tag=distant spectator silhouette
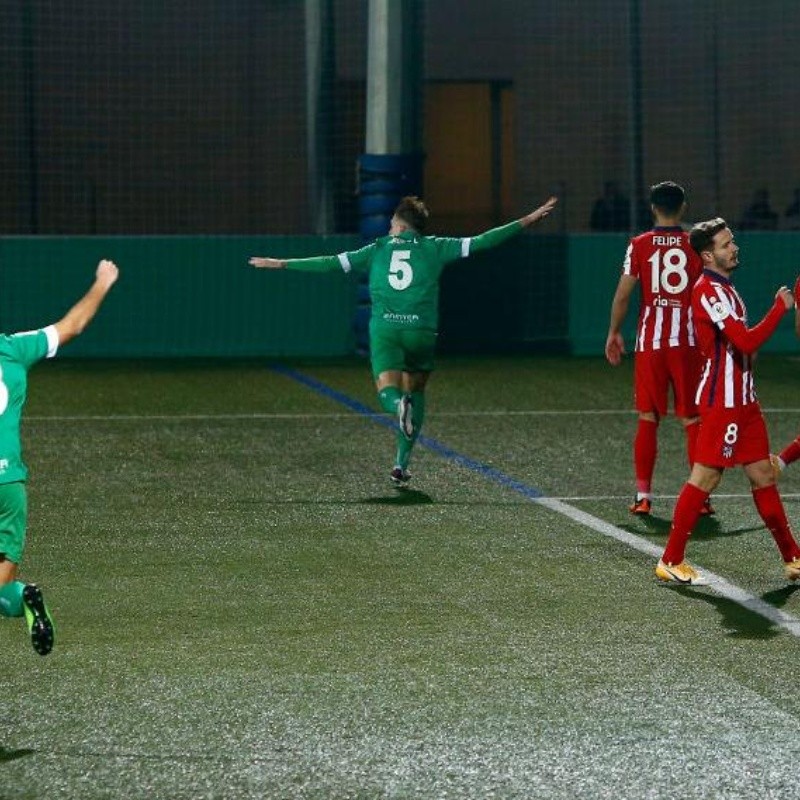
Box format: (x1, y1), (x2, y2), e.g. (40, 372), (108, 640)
(739, 188), (778, 230)
(784, 187), (800, 230)
(590, 181), (630, 231)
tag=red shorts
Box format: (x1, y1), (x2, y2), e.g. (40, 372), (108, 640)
(633, 347), (700, 417)
(694, 402), (770, 468)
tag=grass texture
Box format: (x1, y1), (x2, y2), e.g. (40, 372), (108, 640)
(3, 355), (800, 799)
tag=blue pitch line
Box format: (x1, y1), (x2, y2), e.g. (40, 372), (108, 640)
(270, 364), (545, 500)
(271, 365), (800, 637)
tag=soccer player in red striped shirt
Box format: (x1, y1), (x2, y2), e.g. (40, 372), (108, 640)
(656, 218), (800, 584)
(606, 181), (710, 516)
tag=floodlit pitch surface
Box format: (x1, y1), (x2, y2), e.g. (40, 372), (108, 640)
(3, 356), (800, 799)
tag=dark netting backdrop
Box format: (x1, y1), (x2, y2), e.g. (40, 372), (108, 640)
(1, 1), (799, 235)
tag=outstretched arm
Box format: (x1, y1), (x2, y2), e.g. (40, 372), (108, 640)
(605, 274), (638, 365)
(249, 246), (375, 274)
(53, 259), (119, 347)
(249, 254), (342, 272)
(468, 196), (558, 253)
(519, 196), (559, 229)
(249, 257), (287, 269)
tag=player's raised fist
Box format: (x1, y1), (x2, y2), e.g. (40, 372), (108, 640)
(777, 285), (794, 309)
(96, 259), (119, 288)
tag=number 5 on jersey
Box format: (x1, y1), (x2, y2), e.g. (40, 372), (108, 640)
(389, 250), (413, 291)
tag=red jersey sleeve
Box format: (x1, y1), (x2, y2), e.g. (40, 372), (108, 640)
(696, 288), (786, 355)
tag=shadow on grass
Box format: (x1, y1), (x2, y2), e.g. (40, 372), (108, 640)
(622, 514), (763, 542)
(619, 515), (671, 537)
(761, 584), (800, 607)
(666, 584), (799, 640)
(359, 490), (434, 506)
(0, 746), (36, 763)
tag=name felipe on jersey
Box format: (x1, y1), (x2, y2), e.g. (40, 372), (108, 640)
(651, 235), (684, 246)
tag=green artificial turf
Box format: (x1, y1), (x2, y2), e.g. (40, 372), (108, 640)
(3, 355), (800, 799)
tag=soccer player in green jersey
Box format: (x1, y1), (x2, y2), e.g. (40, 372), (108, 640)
(249, 195), (557, 486)
(0, 258), (119, 655)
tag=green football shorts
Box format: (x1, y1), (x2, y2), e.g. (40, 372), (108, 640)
(0, 482), (28, 564)
(369, 325), (438, 378)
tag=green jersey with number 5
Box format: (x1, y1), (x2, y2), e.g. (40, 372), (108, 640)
(340, 231), (466, 330)
(285, 218), (525, 331)
(0, 328), (58, 485)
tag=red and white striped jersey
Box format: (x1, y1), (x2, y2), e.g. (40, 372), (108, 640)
(692, 270), (786, 410)
(622, 227), (703, 352)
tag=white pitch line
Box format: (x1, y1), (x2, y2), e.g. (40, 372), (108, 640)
(22, 401), (800, 632)
(22, 410), (636, 421)
(535, 496), (800, 638)
(21, 406), (800, 422)
(554, 493), (800, 501)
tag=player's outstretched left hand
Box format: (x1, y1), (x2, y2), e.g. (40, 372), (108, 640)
(522, 196), (558, 227)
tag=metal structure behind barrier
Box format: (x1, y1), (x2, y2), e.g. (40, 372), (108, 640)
(354, 152), (424, 351)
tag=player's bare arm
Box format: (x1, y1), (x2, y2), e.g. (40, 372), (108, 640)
(249, 257), (287, 269)
(54, 259), (119, 346)
(520, 196), (558, 228)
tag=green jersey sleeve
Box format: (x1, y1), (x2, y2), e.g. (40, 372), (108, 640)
(7, 328), (55, 367)
(285, 255), (341, 273)
(286, 243), (376, 274)
(467, 219), (524, 253)
(431, 237), (468, 264)
(335, 243), (375, 274)
(432, 219), (524, 264)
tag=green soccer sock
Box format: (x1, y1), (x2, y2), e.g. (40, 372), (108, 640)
(395, 391), (426, 470)
(0, 580), (25, 618)
(377, 386), (403, 415)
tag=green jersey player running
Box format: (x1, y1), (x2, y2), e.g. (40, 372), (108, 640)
(0, 259), (119, 655)
(249, 195), (557, 486)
